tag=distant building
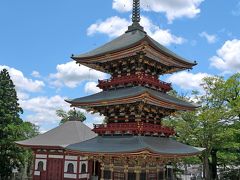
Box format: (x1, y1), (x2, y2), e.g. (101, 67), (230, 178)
(16, 121), (96, 180)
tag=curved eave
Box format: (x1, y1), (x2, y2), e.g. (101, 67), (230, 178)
(144, 36), (197, 67)
(66, 148), (203, 158)
(66, 136), (204, 157)
(16, 142), (64, 150)
(72, 35), (197, 73)
(71, 40), (145, 73)
(65, 91), (199, 111)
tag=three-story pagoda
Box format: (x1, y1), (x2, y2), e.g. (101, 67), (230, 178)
(66, 1), (203, 179)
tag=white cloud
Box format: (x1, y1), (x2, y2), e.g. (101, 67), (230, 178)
(84, 82), (102, 94)
(17, 92), (30, 100)
(87, 16), (129, 38)
(210, 39), (240, 73)
(112, 0), (204, 23)
(20, 94), (105, 129)
(199, 31), (217, 44)
(0, 65), (45, 94)
(50, 61), (106, 88)
(167, 71), (211, 91)
(31, 71), (41, 78)
(141, 16), (184, 45)
(112, 0), (132, 12)
(20, 95), (70, 125)
(20, 93), (104, 130)
(85, 113), (105, 128)
(87, 16), (184, 46)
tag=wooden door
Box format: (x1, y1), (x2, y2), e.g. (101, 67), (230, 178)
(39, 171), (47, 180)
(47, 158), (63, 180)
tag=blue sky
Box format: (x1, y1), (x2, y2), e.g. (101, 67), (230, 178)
(0, 0), (240, 132)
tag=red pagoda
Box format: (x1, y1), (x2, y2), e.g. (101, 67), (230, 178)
(65, 0), (204, 179)
(17, 0), (204, 179)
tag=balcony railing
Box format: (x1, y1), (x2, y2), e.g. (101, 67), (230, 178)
(97, 73), (172, 92)
(93, 122), (175, 137)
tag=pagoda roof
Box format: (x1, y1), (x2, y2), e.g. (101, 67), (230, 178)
(72, 29), (197, 73)
(66, 86), (199, 110)
(74, 30), (146, 59)
(16, 121), (97, 149)
(66, 136), (204, 156)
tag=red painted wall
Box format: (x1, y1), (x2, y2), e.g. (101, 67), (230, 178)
(33, 152), (93, 180)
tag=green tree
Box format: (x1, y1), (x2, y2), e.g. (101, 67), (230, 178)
(0, 69), (39, 179)
(56, 108), (86, 125)
(164, 73), (240, 180)
(0, 69), (23, 179)
(202, 73), (240, 179)
(18, 122), (39, 179)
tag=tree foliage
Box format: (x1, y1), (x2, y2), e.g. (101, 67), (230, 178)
(0, 69), (23, 178)
(56, 108), (86, 125)
(163, 73), (240, 180)
(0, 69), (39, 179)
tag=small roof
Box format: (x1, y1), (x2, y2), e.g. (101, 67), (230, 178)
(72, 29), (196, 66)
(16, 121), (97, 149)
(66, 136), (204, 156)
(66, 86), (198, 110)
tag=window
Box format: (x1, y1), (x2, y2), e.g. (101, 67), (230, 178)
(37, 161), (44, 171)
(104, 170), (111, 179)
(114, 172), (125, 180)
(67, 163), (74, 173)
(140, 172), (146, 180)
(128, 172), (136, 180)
(81, 163), (86, 173)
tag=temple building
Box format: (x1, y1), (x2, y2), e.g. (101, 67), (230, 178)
(66, 0), (204, 180)
(17, 0), (204, 179)
(16, 121), (97, 180)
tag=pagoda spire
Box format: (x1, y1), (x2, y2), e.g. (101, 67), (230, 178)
(126, 0), (145, 33)
(132, 0), (141, 23)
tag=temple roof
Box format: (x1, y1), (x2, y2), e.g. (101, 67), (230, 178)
(73, 30), (195, 63)
(66, 86), (198, 110)
(16, 121), (97, 149)
(74, 30), (146, 59)
(66, 136), (204, 156)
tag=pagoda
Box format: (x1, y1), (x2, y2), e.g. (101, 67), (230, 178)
(66, 0), (203, 179)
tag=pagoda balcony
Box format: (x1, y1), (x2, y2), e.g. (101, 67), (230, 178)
(93, 122), (175, 137)
(97, 73), (172, 92)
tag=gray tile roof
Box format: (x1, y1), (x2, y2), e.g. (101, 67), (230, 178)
(73, 30), (196, 65)
(67, 86), (198, 108)
(16, 121), (97, 148)
(66, 136), (204, 155)
(75, 30), (146, 58)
